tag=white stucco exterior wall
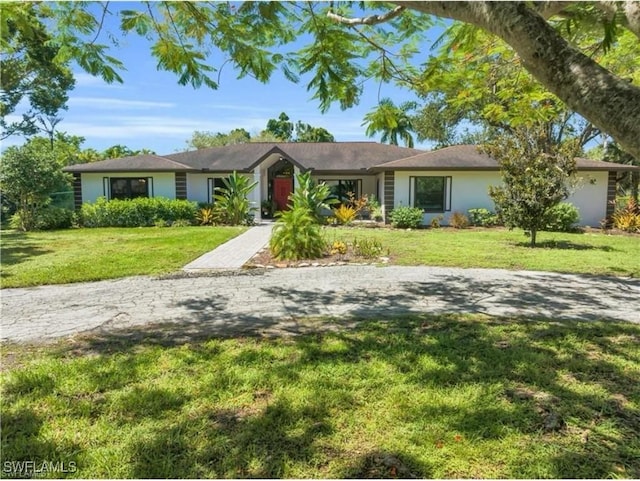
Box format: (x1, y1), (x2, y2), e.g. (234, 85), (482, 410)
(393, 170), (610, 227)
(81, 172), (176, 203)
(393, 170), (500, 225)
(186, 173), (211, 203)
(567, 171), (609, 227)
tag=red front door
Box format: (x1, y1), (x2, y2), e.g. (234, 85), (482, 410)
(273, 177), (293, 211)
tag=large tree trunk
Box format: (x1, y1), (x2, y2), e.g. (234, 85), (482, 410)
(398, 2), (640, 160)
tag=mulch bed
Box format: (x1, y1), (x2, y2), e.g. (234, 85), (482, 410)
(245, 245), (391, 269)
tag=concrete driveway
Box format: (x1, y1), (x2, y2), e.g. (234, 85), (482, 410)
(2, 265), (639, 344)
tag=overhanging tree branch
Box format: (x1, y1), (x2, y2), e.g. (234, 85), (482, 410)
(326, 5), (406, 25)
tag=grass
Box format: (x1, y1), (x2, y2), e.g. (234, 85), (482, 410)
(1, 314), (639, 478)
(0, 226), (246, 288)
(326, 226), (640, 277)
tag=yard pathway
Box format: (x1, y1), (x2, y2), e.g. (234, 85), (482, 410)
(182, 222), (274, 271)
(1, 266), (639, 344)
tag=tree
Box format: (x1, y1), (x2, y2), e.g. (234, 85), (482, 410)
(0, 3), (75, 139)
(0, 141), (71, 231)
(363, 98), (417, 147)
(264, 112), (295, 142)
(102, 145), (156, 159)
(294, 121), (335, 143)
(485, 126), (580, 247)
(30, 2), (640, 158)
(186, 129), (251, 149)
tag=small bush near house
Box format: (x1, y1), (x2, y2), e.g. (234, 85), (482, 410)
(9, 206), (75, 231)
(333, 205), (357, 225)
(468, 208), (499, 227)
(390, 206), (424, 229)
(449, 211), (470, 229)
(79, 197), (198, 227)
(612, 198), (640, 232)
(543, 202), (581, 232)
(270, 206), (326, 260)
(430, 214), (444, 228)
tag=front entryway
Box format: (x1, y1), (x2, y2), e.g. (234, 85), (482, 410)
(268, 157), (295, 212)
(273, 177), (293, 211)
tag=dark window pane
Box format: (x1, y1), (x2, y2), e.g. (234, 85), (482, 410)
(110, 178), (149, 200)
(129, 179), (148, 198)
(414, 177), (445, 212)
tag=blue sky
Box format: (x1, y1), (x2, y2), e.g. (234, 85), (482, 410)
(4, 2), (439, 155)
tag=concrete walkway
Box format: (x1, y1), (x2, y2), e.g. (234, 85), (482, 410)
(2, 266), (639, 343)
(182, 223), (273, 271)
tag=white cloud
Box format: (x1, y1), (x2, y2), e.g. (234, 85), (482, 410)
(74, 72), (126, 89)
(68, 97), (175, 109)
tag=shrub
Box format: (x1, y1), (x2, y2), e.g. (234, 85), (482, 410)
(333, 205), (357, 225)
(10, 206), (74, 230)
(468, 208), (499, 227)
(611, 198), (640, 232)
(329, 240), (347, 255)
(196, 207), (216, 226)
(390, 206), (424, 229)
(352, 237), (387, 258)
(430, 215), (444, 228)
(543, 202), (580, 232)
(79, 197), (198, 227)
(270, 206), (326, 260)
(449, 211), (469, 229)
(171, 219), (193, 227)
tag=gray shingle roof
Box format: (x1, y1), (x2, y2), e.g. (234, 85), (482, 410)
(373, 144), (639, 171)
(63, 142), (637, 173)
(64, 154), (194, 172)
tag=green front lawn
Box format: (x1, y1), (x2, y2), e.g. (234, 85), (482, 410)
(328, 227), (640, 277)
(1, 227), (246, 288)
(2, 226), (637, 289)
(2, 314), (639, 478)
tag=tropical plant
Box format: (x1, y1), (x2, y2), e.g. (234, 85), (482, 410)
(611, 198), (640, 232)
(270, 206), (326, 261)
(333, 205), (357, 225)
(390, 206), (424, 229)
(288, 171), (338, 223)
(363, 98), (417, 147)
(196, 207), (217, 226)
(213, 171), (258, 225)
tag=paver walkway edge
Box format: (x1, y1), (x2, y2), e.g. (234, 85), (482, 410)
(182, 223), (273, 271)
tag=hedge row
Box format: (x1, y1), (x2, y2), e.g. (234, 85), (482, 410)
(79, 197), (198, 227)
